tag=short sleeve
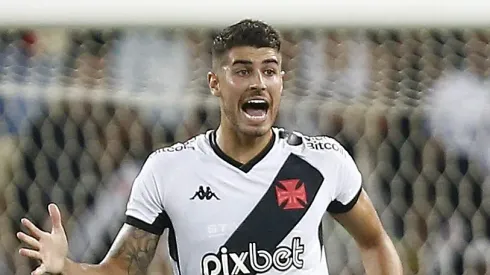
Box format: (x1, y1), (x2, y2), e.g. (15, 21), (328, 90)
(327, 146), (363, 214)
(125, 154), (170, 235)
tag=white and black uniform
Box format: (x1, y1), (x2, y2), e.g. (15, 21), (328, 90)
(125, 127), (363, 275)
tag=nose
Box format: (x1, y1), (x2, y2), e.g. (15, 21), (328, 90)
(249, 71), (267, 91)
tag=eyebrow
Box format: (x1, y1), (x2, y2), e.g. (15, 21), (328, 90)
(263, 58), (279, 65)
(231, 58), (279, 66)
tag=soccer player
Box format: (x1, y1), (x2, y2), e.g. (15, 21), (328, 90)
(17, 19), (403, 275)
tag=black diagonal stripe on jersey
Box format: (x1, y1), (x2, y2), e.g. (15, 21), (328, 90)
(221, 153), (324, 267)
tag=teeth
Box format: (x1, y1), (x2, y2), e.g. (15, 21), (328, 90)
(247, 99), (267, 104)
(244, 112), (267, 119)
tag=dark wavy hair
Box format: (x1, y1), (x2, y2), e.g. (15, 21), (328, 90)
(211, 19), (281, 66)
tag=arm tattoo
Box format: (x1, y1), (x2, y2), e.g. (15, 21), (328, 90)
(110, 227), (160, 275)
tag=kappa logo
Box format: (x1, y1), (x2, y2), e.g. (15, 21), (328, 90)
(275, 179), (307, 210)
(191, 186), (220, 201)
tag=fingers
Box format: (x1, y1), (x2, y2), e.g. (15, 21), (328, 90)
(16, 232), (40, 249)
(48, 203), (64, 233)
(31, 264), (46, 275)
(21, 218), (45, 239)
(19, 248), (42, 260)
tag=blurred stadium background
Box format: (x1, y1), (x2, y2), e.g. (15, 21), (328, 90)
(1, 1), (490, 274)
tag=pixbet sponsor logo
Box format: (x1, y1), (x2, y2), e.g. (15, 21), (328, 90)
(201, 237), (304, 275)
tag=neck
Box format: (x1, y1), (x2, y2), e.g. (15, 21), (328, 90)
(216, 125), (273, 164)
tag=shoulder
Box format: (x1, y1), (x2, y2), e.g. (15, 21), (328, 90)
(276, 128), (349, 161)
(152, 135), (199, 154)
(146, 134), (202, 165)
(303, 135), (350, 159)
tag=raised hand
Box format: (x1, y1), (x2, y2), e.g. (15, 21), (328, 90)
(17, 203), (69, 275)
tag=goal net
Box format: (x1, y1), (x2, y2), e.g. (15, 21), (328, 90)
(1, 2), (490, 275)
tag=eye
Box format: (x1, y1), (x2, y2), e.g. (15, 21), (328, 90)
(236, 69), (249, 76)
(264, 69), (277, 76)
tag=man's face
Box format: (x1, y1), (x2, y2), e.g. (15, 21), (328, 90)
(208, 46), (284, 137)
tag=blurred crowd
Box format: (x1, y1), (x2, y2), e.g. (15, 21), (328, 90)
(0, 27), (489, 275)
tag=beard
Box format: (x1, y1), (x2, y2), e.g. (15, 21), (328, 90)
(220, 102), (274, 137)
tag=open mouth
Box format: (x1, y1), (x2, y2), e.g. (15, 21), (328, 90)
(241, 99), (270, 120)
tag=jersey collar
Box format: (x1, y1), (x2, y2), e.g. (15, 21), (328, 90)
(209, 129), (276, 173)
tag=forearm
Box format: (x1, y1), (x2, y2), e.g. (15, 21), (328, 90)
(359, 234), (403, 275)
(62, 258), (121, 275)
(61, 224), (159, 275)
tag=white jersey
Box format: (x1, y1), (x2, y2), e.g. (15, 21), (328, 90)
(125, 128), (363, 275)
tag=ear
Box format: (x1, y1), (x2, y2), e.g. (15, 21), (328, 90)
(280, 70), (285, 94)
(207, 72), (220, 97)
